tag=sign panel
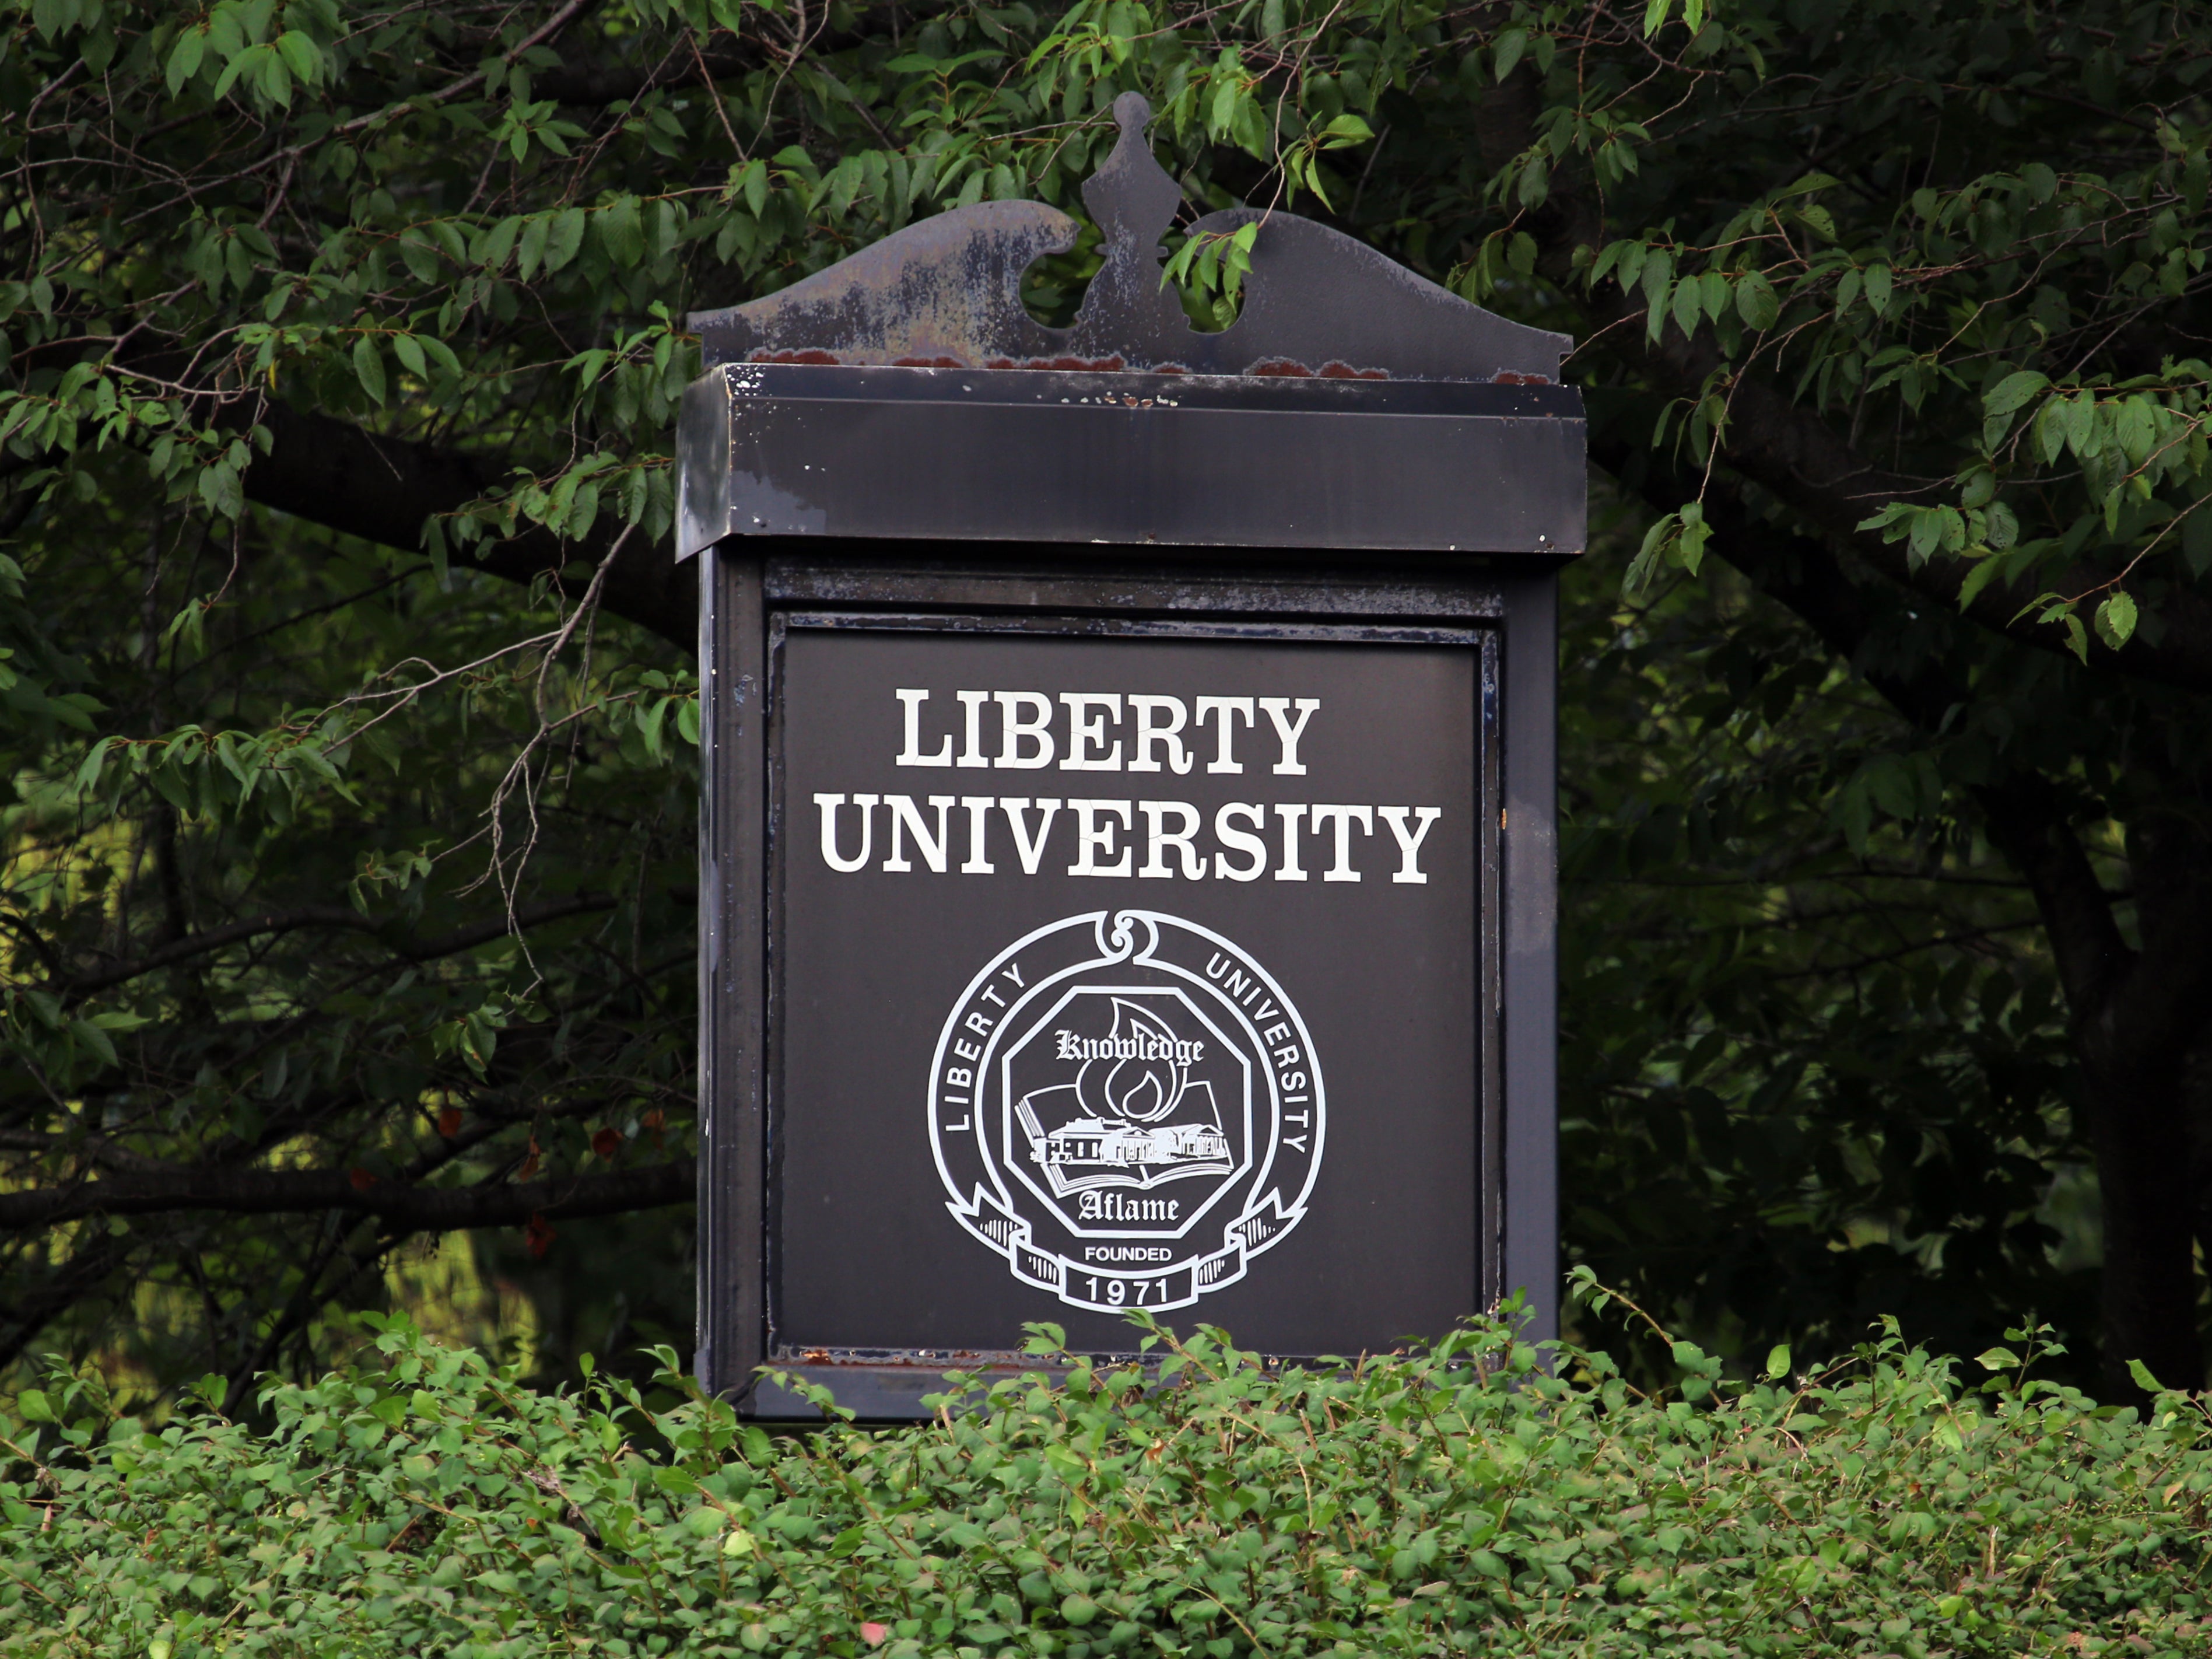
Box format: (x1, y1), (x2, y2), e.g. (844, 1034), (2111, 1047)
(769, 618), (1495, 1359)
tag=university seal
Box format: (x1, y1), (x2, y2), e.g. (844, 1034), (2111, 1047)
(928, 910), (1325, 1315)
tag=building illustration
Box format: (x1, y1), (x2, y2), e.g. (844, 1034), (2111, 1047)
(1015, 996), (1234, 1196)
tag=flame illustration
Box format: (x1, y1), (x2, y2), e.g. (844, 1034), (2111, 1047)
(1075, 998), (1184, 1125)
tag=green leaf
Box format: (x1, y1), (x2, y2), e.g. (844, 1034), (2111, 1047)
(2184, 505), (2212, 575)
(1863, 262), (1894, 316)
(517, 214), (551, 281)
(1670, 276), (1702, 341)
(598, 197), (646, 268)
(1493, 28), (1527, 80)
(2035, 399), (2069, 464)
(274, 30), (320, 85)
(2115, 396), (2157, 467)
(2059, 391), (2098, 455)
(1764, 1344), (1791, 1380)
(352, 335), (386, 406)
(2095, 590), (2138, 650)
(1909, 508), (1944, 564)
(1734, 270), (1779, 330)
(1676, 501), (1710, 575)
(166, 27), (207, 94)
(545, 207), (588, 272)
(72, 1016), (120, 1068)
(2127, 1357), (2164, 1393)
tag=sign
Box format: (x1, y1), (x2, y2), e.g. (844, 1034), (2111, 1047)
(678, 92), (1580, 1414)
(772, 625), (1487, 1360)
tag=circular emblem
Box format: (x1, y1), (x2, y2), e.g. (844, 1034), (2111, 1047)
(928, 909), (1325, 1316)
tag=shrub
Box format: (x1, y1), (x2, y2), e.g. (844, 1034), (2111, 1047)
(3, 1298), (2209, 1657)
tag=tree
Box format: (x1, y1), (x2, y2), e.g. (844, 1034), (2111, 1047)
(4, 0), (2208, 1397)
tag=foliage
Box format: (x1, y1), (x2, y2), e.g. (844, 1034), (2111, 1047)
(1556, 512), (2095, 1390)
(9, 0), (2212, 1399)
(7, 1309), (2212, 1657)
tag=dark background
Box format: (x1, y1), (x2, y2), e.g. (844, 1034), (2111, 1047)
(772, 622), (1484, 1356)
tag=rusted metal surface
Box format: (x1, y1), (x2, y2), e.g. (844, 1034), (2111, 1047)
(676, 362), (1586, 559)
(689, 93), (1568, 385)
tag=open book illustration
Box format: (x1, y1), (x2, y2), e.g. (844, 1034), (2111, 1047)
(1017, 996), (1233, 1195)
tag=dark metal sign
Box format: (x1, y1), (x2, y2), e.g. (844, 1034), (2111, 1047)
(775, 622), (1489, 1364)
(679, 96), (1580, 1416)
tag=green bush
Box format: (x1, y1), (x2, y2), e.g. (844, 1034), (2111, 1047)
(4, 1298), (2209, 1658)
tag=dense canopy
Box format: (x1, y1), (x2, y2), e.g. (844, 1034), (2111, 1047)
(4, 0), (2211, 1399)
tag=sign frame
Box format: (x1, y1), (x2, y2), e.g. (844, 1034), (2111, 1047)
(693, 552), (1561, 1416)
(681, 94), (1579, 1416)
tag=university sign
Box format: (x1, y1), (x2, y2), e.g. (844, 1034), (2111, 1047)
(678, 96), (1582, 1416)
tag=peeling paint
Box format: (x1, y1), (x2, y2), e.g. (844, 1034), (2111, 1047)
(688, 94), (1569, 387)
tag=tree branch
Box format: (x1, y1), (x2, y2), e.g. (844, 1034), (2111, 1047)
(0, 1156), (695, 1231)
(1481, 64), (2212, 694)
(535, 43), (753, 104)
(55, 893), (619, 1000)
(1599, 432), (2139, 1012)
(240, 401), (695, 650)
(1633, 317), (2212, 694)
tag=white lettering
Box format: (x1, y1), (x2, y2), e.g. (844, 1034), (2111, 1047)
(1077, 1192), (1183, 1222)
(995, 692), (1055, 768)
(1067, 799), (1133, 877)
(998, 797), (1061, 874)
(1127, 695), (1193, 774)
(814, 792), (877, 873)
(1377, 806), (1443, 884)
(823, 785), (1433, 884)
(1058, 693), (1123, 771)
(1054, 1030), (1205, 1066)
(1213, 802), (1266, 881)
(881, 794), (954, 873)
(955, 690), (992, 768)
(893, 689), (953, 766)
(959, 796), (995, 873)
(1257, 696), (1320, 775)
(1273, 803), (1309, 882)
(1138, 799), (1204, 879)
(1309, 803), (1373, 882)
(1194, 696), (1254, 774)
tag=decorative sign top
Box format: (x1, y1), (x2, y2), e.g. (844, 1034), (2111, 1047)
(689, 93), (1568, 384)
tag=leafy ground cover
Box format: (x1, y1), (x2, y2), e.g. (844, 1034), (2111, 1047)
(5, 1293), (2210, 1658)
